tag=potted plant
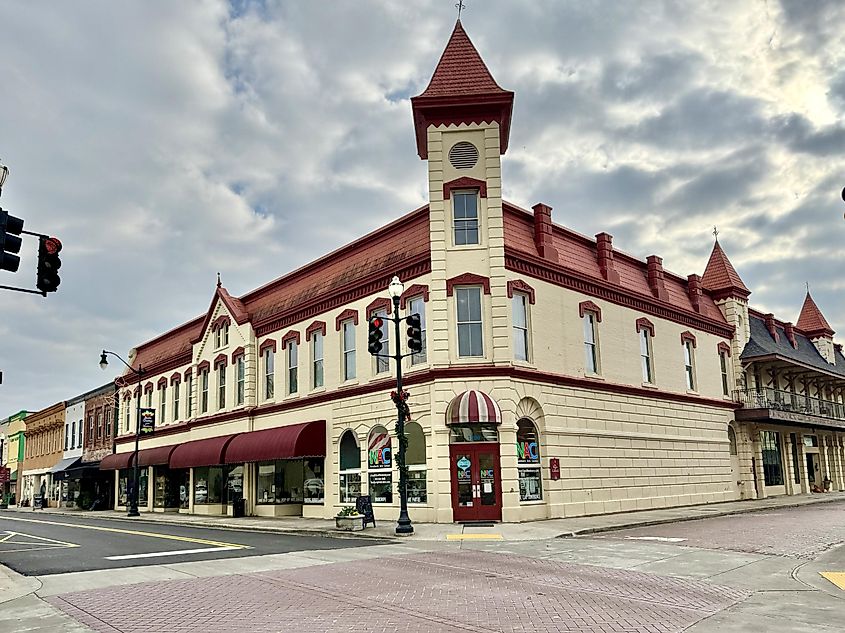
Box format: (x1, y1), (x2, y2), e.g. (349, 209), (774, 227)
(335, 505), (363, 531)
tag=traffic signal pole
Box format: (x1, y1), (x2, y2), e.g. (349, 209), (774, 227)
(391, 292), (413, 535)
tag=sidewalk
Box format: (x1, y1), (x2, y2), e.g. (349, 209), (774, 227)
(9, 491), (845, 541)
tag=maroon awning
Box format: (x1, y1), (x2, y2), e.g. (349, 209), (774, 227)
(99, 452), (134, 470)
(224, 421), (326, 464)
(136, 445), (177, 467)
(169, 434), (238, 469)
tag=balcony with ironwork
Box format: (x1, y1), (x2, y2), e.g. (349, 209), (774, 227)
(734, 387), (845, 430)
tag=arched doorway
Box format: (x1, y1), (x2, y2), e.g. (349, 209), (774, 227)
(447, 390), (502, 522)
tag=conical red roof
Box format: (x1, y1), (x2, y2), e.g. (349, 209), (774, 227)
(701, 241), (750, 298)
(797, 292), (834, 336)
(417, 20), (508, 98)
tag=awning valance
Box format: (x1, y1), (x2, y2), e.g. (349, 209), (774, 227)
(224, 421), (326, 464)
(136, 445), (177, 467)
(169, 434), (238, 469)
(448, 390), (502, 425)
(100, 452), (134, 470)
(48, 457), (81, 475)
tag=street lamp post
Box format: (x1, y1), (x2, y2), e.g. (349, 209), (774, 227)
(387, 276), (414, 535)
(100, 350), (143, 517)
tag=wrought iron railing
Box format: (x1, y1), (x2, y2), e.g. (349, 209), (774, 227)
(733, 387), (845, 422)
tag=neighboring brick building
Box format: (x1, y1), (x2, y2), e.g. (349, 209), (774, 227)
(83, 383), (117, 464)
(21, 402), (65, 507)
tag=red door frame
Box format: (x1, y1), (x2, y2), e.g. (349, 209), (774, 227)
(450, 443), (502, 522)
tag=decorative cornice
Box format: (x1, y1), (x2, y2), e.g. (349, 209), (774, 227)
(365, 297), (392, 316)
(123, 391), (132, 401)
(507, 279), (536, 304)
(258, 339), (277, 354)
(718, 341), (731, 357)
(335, 308), (359, 331)
(681, 331), (697, 348)
(305, 321), (327, 341)
(197, 360), (211, 372)
(636, 317), (655, 336)
(443, 176), (487, 200)
(579, 300), (602, 322)
(211, 315), (231, 331)
(157, 377), (168, 388)
(143, 383), (154, 394)
(399, 284), (430, 310)
(231, 346), (245, 362)
(214, 353), (228, 367)
(505, 248), (734, 339)
(446, 273), (491, 296)
(170, 372), (181, 385)
(116, 364), (738, 445)
(183, 368), (193, 379)
(281, 330), (301, 347)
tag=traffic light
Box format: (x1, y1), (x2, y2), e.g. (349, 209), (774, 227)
(368, 316), (384, 355)
(36, 235), (62, 293)
(0, 210), (24, 273)
(407, 313), (423, 353)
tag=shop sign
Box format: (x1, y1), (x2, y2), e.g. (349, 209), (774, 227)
(139, 408), (155, 435)
(0, 467), (9, 484)
(550, 458), (561, 481)
(368, 432), (391, 468)
(517, 440), (539, 464)
(355, 495), (376, 528)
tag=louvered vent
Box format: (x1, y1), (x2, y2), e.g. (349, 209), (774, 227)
(448, 142), (479, 169)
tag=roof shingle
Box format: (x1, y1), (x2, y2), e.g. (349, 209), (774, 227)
(700, 240), (749, 297)
(796, 292), (834, 336)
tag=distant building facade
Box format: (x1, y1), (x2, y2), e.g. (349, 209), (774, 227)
(21, 402), (65, 506)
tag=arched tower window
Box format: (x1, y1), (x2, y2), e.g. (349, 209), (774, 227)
(517, 418), (543, 502)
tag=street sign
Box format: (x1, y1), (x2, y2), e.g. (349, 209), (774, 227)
(0, 467), (9, 483)
(550, 458), (561, 481)
(139, 408), (155, 434)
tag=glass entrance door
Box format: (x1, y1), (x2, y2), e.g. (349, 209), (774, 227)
(450, 444), (501, 522)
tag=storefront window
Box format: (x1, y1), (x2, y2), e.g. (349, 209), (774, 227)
(227, 465), (243, 503)
(177, 469), (190, 509)
(304, 458), (324, 504)
(449, 423), (498, 443)
(255, 460), (304, 504)
(368, 425), (392, 504)
(761, 430), (784, 486)
(406, 422), (427, 504)
(517, 419), (542, 501)
(118, 469), (129, 506)
(339, 431), (361, 503)
(153, 466), (181, 508)
(193, 466), (223, 504)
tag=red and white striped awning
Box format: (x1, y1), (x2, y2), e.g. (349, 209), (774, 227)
(448, 390), (502, 425)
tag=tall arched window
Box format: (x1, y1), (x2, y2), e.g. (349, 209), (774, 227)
(728, 426), (738, 456)
(339, 431), (361, 503)
(406, 422), (426, 504)
(517, 418), (542, 501)
(368, 426), (392, 504)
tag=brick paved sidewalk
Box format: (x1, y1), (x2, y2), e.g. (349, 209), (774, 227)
(48, 550), (751, 633)
(14, 491), (845, 541)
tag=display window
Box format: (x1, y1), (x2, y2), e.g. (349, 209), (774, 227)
(406, 422), (427, 504)
(368, 426), (392, 504)
(339, 430), (361, 503)
(193, 466), (223, 504)
(517, 419), (542, 502)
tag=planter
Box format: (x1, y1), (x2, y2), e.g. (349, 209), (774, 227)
(335, 515), (364, 531)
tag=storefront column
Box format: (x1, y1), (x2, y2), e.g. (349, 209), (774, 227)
(819, 436), (831, 489)
(830, 435), (844, 491)
(737, 424), (756, 499)
(839, 437), (845, 492)
(796, 434), (810, 494)
(752, 430), (767, 500)
(784, 438), (796, 496)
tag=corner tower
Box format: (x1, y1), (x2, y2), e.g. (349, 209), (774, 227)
(797, 291), (836, 363)
(412, 21), (514, 367)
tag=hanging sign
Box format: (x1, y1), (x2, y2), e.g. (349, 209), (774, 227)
(368, 431), (392, 468)
(550, 458), (561, 481)
(517, 440), (540, 464)
(139, 408), (155, 434)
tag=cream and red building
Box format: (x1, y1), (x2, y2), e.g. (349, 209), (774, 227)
(101, 21), (842, 522)
(21, 402), (65, 507)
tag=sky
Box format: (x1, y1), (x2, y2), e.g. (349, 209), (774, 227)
(1, 0), (844, 415)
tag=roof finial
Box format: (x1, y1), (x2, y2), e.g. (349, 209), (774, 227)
(456, 0), (466, 20)
(805, 280), (810, 294)
(712, 226), (719, 242)
(217, 272), (222, 288)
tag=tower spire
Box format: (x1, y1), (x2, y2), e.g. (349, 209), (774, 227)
(700, 239), (749, 299)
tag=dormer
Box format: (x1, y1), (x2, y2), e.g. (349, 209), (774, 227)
(797, 291), (836, 364)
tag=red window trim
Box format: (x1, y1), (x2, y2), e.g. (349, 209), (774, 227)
(183, 368), (192, 380)
(214, 353), (228, 368)
(635, 317), (655, 336)
(718, 341), (731, 357)
(169, 372), (181, 385)
(335, 308), (359, 331)
(281, 330), (301, 347)
(197, 360), (211, 372)
(443, 176), (487, 200)
(258, 339), (277, 354)
(446, 273), (491, 297)
(681, 331), (697, 348)
(305, 320), (327, 341)
(230, 346), (245, 362)
(143, 382), (154, 394)
(399, 284), (430, 310)
(365, 297), (392, 316)
(507, 279), (536, 304)
(211, 315), (231, 331)
(157, 377), (168, 388)
(579, 300), (602, 322)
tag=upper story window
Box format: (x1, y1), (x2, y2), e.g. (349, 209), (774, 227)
(78, 418), (83, 445)
(342, 320), (356, 381)
(408, 296), (427, 365)
(236, 356), (245, 406)
(146, 390), (153, 408)
(65, 424), (69, 451)
(312, 331), (324, 389)
(583, 312), (600, 374)
(374, 309), (390, 374)
(97, 411), (103, 439)
(214, 323), (229, 350)
(200, 368), (210, 413)
(70, 421), (76, 449)
(159, 384), (167, 423)
(453, 191), (479, 246)
(88, 414), (93, 443)
(286, 340), (298, 395)
(719, 349), (730, 396)
(640, 329), (653, 384)
(263, 347), (275, 399)
(173, 382), (180, 423)
(683, 340), (696, 391)
(217, 364), (226, 410)
(512, 293), (530, 362)
(456, 286), (483, 357)
(186, 373), (194, 419)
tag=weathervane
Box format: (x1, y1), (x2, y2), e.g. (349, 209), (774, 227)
(217, 272), (222, 288)
(806, 281), (810, 294)
(456, 1), (466, 19)
(712, 226), (719, 241)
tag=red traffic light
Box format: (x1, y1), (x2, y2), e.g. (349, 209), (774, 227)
(44, 237), (62, 255)
(371, 317), (383, 329)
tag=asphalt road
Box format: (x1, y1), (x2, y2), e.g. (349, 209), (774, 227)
(0, 510), (380, 576)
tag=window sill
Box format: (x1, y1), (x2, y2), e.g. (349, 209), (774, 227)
(519, 499), (545, 505)
(449, 244), (486, 251)
(686, 389), (700, 396)
(339, 379), (360, 389)
(582, 372), (604, 381)
(513, 359), (534, 369)
(641, 382), (658, 390)
(309, 386), (327, 395)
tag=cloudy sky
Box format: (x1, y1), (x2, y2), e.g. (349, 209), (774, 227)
(1, 0), (843, 414)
